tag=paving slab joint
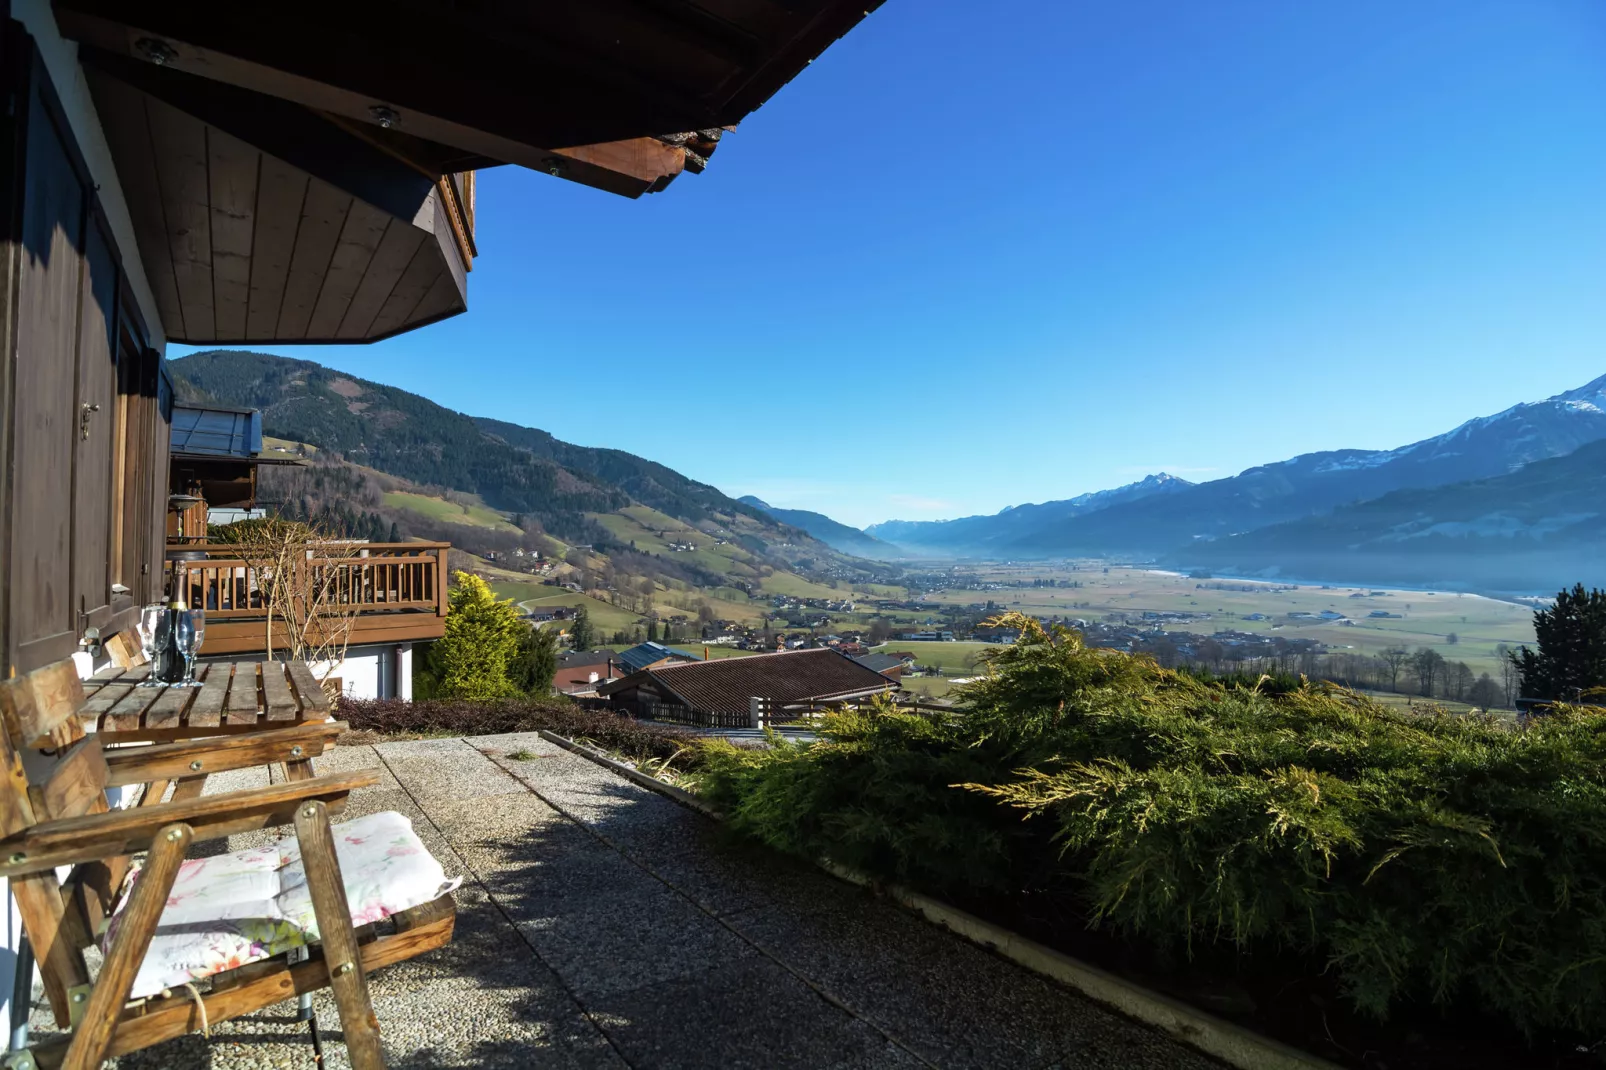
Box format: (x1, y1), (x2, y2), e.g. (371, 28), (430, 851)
(537, 729), (1341, 1070)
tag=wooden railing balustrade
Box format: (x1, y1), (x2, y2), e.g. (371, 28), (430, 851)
(164, 542), (450, 655)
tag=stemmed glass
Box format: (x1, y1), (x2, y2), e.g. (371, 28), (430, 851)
(136, 604), (167, 687)
(181, 608), (206, 686)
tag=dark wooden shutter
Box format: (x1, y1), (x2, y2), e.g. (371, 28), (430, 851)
(9, 62), (88, 671)
(72, 216), (119, 632)
(3, 30), (167, 674)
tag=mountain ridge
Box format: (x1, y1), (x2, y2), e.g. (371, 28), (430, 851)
(864, 374), (1606, 561)
(166, 351), (898, 590)
(1003, 375), (1606, 558)
(736, 496), (902, 559)
(1165, 436), (1606, 591)
(866, 473), (1194, 556)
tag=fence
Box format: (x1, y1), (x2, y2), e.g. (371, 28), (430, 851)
(168, 542), (448, 619)
(760, 696), (959, 727)
(165, 541), (450, 655)
(602, 694), (961, 730)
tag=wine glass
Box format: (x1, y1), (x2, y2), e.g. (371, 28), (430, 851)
(173, 611), (198, 688)
(183, 608), (206, 686)
(136, 604), (167, 686)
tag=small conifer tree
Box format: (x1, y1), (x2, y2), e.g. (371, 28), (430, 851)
(567, 606), (595, 652)
(433, 571), (521, 699)
(1510, 583), (1606, 702)
(508, 623), (560, 697)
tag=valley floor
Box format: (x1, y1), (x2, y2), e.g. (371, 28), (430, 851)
(921, 564), (1536, 681)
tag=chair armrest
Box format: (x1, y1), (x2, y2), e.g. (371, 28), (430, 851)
(0, 771), (377, 877)
(102, 721), (348, 787)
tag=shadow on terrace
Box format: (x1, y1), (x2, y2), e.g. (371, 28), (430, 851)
(53, 733), (1215, 1069)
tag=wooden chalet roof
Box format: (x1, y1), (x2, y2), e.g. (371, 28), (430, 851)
(601, 648), (896, 714)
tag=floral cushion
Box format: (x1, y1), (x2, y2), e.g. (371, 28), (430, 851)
(107, 811), (461, 999)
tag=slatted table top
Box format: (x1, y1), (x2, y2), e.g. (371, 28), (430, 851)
(79, 661), (333, 740)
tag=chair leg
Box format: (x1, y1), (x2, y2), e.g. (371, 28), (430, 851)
(62, 822), (193, 1070)
(293, 800), (384, 1070)
(10, 872), (91, 1028)
(168, 774), (208, 802)
(138, 779), (173, 807)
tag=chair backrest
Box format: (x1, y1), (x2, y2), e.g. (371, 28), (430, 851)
(0, 660), (121, 1027)
(0, 661), (113, 828)
(104, 630), (146, 669)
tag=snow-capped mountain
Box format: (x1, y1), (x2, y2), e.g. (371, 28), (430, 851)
(1168, 437), (1606, 592)
(865, 473), (1193, 556)
(1001, 372), (1606, 558)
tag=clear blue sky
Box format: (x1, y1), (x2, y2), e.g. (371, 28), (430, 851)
(173, 0), (1606, 529)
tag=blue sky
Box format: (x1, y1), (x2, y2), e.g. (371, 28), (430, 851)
(173, 0), (1606, 529)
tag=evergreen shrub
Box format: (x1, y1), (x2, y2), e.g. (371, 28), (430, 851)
(695, 614), (1606, 1038)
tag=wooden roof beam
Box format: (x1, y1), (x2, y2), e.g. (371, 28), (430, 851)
(60, 10), (691, 198)
(51, 4), (710, 151)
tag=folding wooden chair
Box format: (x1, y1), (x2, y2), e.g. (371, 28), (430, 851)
(0, 661), (458, 1069)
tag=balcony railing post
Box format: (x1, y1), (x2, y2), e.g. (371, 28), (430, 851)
(435, 545), (448, 617)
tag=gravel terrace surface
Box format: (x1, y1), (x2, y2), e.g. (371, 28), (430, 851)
(30, 735), (1223, 1069)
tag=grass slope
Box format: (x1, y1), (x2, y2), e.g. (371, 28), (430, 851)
(383, 491), (522, 532)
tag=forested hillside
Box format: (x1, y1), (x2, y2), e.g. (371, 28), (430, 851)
(170, 350), (628, 543)
(168, 352), (899, 601)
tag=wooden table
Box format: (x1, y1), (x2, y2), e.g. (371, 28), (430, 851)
(80, 660), (333, 744)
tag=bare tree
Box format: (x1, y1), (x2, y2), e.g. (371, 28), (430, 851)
(226, 520), (363, 695)
(1411, 647), (1446, 697)
(1496, 643), (1520, 707)
(1378, 647), (1410, 692)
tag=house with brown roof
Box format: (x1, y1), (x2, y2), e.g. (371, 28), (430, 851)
(599, 648), (897, 723)
(553, 650), (620, 696)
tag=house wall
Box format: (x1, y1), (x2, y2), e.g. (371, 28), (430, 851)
(306, 642), (413, 701)
(0, 10), (172, 1035)
(10, 0), (164, 348)
(2, 14), (172, 677)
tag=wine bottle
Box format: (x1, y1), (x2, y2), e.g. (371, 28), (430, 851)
(154, 597), (188, 685)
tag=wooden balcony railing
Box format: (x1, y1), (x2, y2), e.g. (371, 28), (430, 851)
(166, 542), (450, 656)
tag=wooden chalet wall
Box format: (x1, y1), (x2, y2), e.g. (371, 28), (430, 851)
(0, 23), (169, 677)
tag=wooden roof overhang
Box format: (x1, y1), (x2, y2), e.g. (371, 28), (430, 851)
(83, 57), (475, 344)
(52, 1), (881, 160)
(51, 0), (882, 345)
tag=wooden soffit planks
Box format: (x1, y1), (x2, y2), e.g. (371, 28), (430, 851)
(84, 66), (466, 344)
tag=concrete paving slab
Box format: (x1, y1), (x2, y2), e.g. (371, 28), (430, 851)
(310, 742), (402, 789)
(724, 898), (1224, 1070)
(375, 737), (528, 807)
(585, 957), (894, 1070)
(477, 738), (870, 921)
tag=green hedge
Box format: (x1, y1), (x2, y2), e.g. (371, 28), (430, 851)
(694, 615), (1606, 1039)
